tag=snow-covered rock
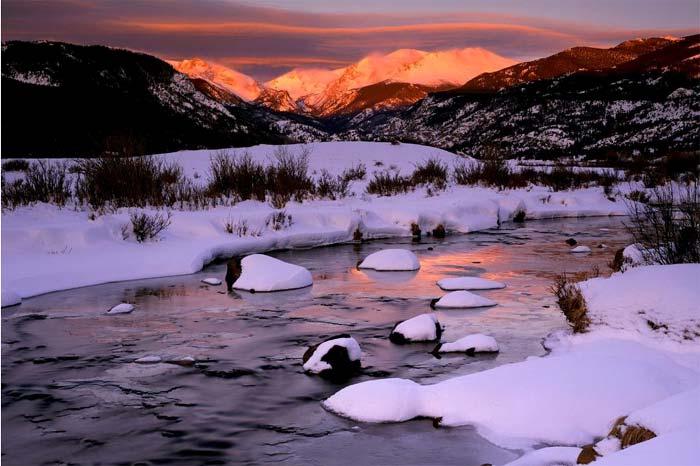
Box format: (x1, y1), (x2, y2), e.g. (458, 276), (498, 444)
(1, 288), (21, 307)
(389, 314), (441, 344)
(232, 254), (312, 292)
(571, 245), (592, 253)
(622, 243), (644, 265)
(437, 277), (505, 291)
(134, 355), (162, 364)
(302, 335), (362, 380)
(431, 290), (497, 309)
(107, 303), (134, 315)
(358, 249), (420, 271)
(201, 277), (222, 285)
(433, 334), (499, 355)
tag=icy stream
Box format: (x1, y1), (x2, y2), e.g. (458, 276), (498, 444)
(1, 217), (630, 465)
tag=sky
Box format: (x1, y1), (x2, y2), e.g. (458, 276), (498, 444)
(2, 0), (698, 81)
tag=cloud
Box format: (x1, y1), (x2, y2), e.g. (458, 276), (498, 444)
(2, 0), (695, 80)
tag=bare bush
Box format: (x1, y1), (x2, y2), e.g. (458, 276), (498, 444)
(2, 160), (71, 209)
(224, 216), (261, 237)
(128, 211), (172, 242)
(341, 163), (367, 182)
(316, 169), (350, 200)
(366, 171), (413, 196)
(2, 159), (30, 172)
(625, 183), (700, 264)
(266, 146), (314, 206)
(74, 155), (182, 208)
(266, 210), (293, 231)
(207, 151), (266, 201)
(411, 157), (448, 190)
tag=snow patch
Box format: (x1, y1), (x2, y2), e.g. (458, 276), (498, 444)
(358, 249), (420, 271)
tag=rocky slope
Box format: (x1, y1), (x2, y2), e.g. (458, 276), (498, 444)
(1, 41), (325, 157)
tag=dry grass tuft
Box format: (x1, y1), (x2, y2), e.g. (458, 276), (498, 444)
(607, 416), (657, 449)
(550, 272), (594, 333)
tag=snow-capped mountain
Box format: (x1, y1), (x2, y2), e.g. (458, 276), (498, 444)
(286, 47), (515, 116)
(339, 35), (700, 158)
(174, 48), (514, 117)
(167, 58), (263, 101)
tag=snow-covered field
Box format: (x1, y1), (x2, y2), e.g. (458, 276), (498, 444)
(2, 142), (627, 302)
(325, 263), (700, 465)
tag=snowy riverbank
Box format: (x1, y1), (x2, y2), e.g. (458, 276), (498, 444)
(1, 142), (627, 302)
(324, 263), (700, 465)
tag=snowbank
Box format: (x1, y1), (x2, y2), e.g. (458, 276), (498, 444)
(436, 277), (505, 291)
(432, 290), (497, 309)
(390, 314), (441, 344)
(594, 430), (699, 466)
(325, 263), (700, 454)
(435, 334), (499, 354)
(324, 338), (696, 448)
(1, 288), (21, 308)
(579, 264), (700, 343)
(358, 249), (420, 271)
(232, 254), (312, 292)
(302, 336), (362, 374)
(2, 142), (627, 299)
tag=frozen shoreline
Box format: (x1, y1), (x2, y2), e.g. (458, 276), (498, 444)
(2, 141), (627, 302)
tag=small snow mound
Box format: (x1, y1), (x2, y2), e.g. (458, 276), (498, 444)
(435, 334), (499, 354)
(232, 254), (312, 292)
(433, 290), (497, 309)
(358, 249), (420, 271)
(135, 355), (162, 364)
(201, 277), (222, 285)
(390, 313), (441, 343)
(1, 289), (21, 308)
(571, 245), (591, 253)
(107, 303), (134, 315)
(303, 335), (362, 379)
(437, 277), (505, 291)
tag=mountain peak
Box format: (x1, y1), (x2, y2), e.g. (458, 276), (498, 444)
(168, 58), (262, 101)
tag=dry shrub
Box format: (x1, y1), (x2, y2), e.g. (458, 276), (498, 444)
(128, 211), (172, 242)
(366, 171), (413, 196)
(266, 146), (314, 205)
(2, 160), (71, 209)
(411, 157), (448, 191)
(626, 183), (700, 265)
(2, 159), (30, 172)
(316, 169), (350, 200)
(342, 163), (367, 182)
(207, 150), (266, 201)
(266, 210), (292, 231)
(74, 155), (182, 208)
(551, 273), (590, 333)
